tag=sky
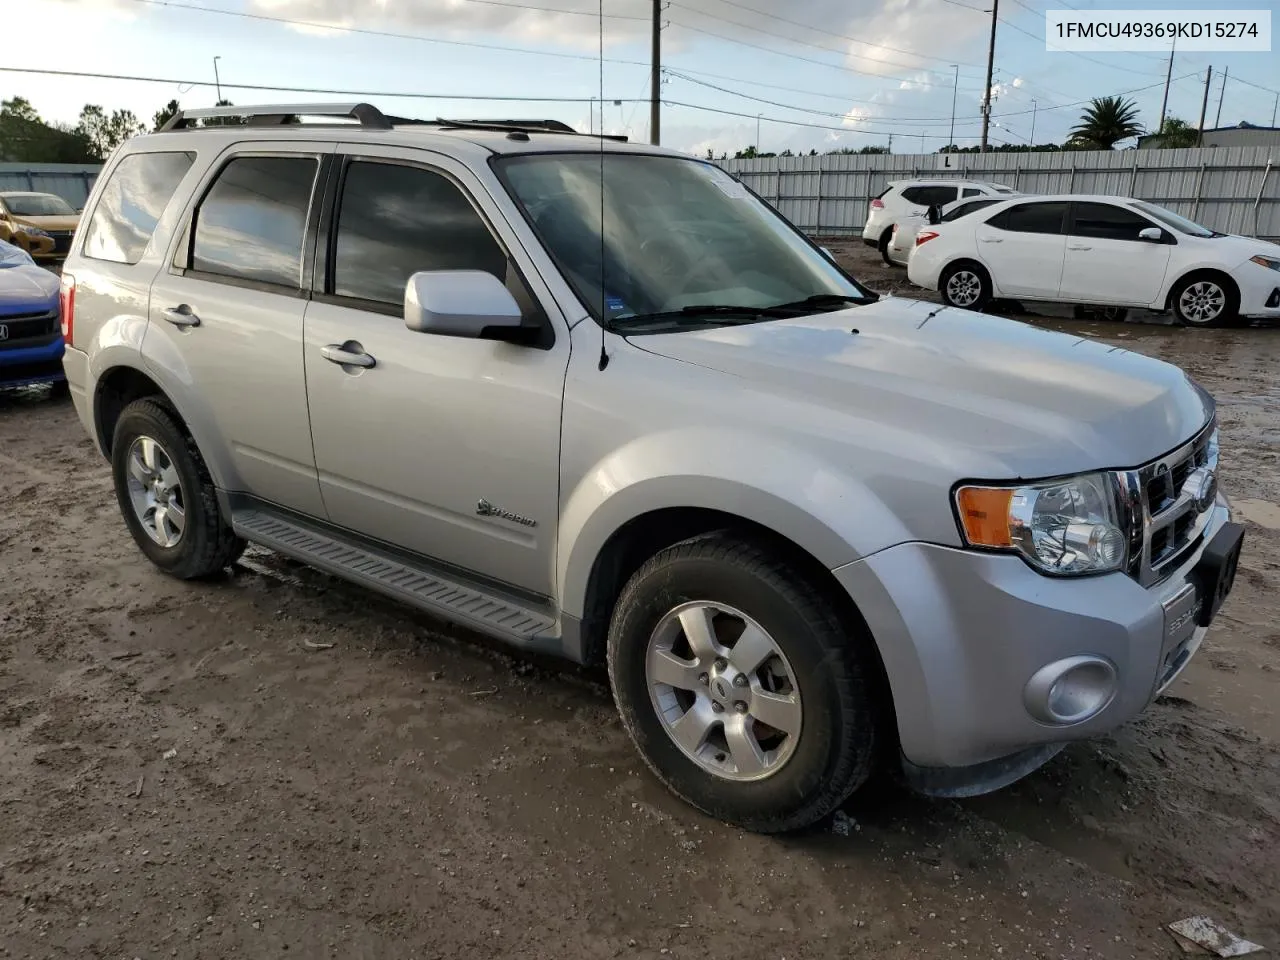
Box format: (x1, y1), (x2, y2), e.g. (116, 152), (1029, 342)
(3, 0), (1279, 157)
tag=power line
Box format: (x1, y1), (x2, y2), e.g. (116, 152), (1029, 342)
(664, 99), (973, 139)
(0, 66), (644, 104)
(665, 70), (987, 126)
(667, 19), (980, 89)
(670, 0), (986, 70)
(117, 0), (652, 67)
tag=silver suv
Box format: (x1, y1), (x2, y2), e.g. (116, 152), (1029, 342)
(61, 103), (1244, 832)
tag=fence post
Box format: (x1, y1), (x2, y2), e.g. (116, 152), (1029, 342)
(1192, 162), (1206, 222)
(815, 167), (823, 236)
(1253, 159), (1273, 237)
(24, 170), (34, 190)
(1067, 161), (1076, 193)
(1013, 166), (1021, 190)
(1129, 154), (1139, 197)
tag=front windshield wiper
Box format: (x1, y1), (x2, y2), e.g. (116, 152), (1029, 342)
(767, 293), (877, 311)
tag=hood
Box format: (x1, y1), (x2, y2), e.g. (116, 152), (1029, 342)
(1213, 232), (1280, 260)
(631, 298), (1212, 479)
(11, 214), (81, 231)
(0, 264), (60, 315)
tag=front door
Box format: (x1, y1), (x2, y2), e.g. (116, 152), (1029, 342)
(1059, 201), (1173, 306)
(148, 143), (332, 516)
(302, 147), (569, 596)
(976, 200), (1069, 299)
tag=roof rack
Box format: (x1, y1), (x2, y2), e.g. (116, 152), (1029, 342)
(431, 118), (629, 142)
(160, 102), (393, 131)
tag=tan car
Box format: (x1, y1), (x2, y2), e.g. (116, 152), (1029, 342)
(0, 191), (81, 261)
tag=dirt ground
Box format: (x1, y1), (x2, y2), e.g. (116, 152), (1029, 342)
(2, 245), (1278, 959)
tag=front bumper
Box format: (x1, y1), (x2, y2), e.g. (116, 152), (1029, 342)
(1232, 262), (1280, 319)
(833, 495), (1234, 790)
(0, 337), (65, 387)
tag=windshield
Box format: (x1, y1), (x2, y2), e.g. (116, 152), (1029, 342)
(2, 193), (76, 217)
(1132, 200), (1216, 238)
(494, 154), (872, 329)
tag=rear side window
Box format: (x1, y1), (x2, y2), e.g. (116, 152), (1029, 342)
(989, 202), (1068, 235)
(330, 161), (508, 306)
(81, 151), (195, 264)
(962, 187), (982, 198)
(1070, 202), (1157, 242)
(902, 185), (959, 207)
(190, 156), (318, 289)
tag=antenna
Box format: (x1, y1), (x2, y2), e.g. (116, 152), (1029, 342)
(597, 0), (610, 371)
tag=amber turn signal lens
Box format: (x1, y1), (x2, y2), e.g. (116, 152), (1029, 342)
(956, 487), (1014, 547)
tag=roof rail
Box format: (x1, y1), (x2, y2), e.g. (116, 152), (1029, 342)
(430, 118), (629, 142)
(160, 102), (393, 131)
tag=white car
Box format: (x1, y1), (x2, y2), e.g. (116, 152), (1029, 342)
(862, 178), (1016, 265)
(908, 194), (1280, 328)
(886, 193), (1020, 267)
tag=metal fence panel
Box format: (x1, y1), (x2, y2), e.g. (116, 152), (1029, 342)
(722, 146), (1280, 239)
(0, 164), (101, 210)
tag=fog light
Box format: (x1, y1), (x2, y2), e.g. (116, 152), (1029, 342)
(1024, 656), (1118, 725)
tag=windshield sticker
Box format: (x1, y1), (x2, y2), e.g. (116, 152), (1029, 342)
(606, 295), (633, 317)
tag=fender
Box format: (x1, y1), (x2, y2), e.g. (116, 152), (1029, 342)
(1153, 259), (1242, 310)
(87, 320), (233, 491)
(557, 426), (916, 619)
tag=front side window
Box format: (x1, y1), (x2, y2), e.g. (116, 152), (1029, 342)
(1131, 200), (1217, 238)
(1071, 202), (1159, 242)
(331, 161), (508, 306)
(991, 202), (1069, 235)
(189, 155), (318, 288)
(82, 151), (195, 264)
(962, 188), (982, 198)
(495, 153), (870, 329)
(2, 193), (75, 217)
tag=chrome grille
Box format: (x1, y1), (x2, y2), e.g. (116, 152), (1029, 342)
(1120, 422), (1218, 588)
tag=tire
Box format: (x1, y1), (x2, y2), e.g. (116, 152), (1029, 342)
(111, 397), (245, 579)
(1170, 272), (1239, 328)
(48, 379), (70, 399)
(940, 261), (992, 312)
(878, 227), (895, 267)
(607, 532), (880, 833)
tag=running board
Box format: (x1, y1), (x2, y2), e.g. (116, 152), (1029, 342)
(231, 508), (560, 647)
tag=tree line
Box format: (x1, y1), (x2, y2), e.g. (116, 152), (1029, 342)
(0, 98), (243, 163)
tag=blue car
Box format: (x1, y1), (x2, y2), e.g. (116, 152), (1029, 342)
(0, 239), (65, 391)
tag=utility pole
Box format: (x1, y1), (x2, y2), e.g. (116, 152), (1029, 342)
(980, 0), (999, 153)
(920, 131), (927, 153)
(949, 64), (959, 150)
(1030, 99), (1038, 145)
(1158, 37), (1175, 133)
(212, 56), (222, 103)
(1197, 65), (1213, 147)
(1215, 66), (1229, 128)
(888, 133), (894, 154)
(650, 0), (661, 145)
(756, 114), (761, 151)
(1273, 92), (1279, 127)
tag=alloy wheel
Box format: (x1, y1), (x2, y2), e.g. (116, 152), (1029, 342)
(125, 436), (186, 548)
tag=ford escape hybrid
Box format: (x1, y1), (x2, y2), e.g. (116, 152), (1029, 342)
(61, 103), (1244, 833)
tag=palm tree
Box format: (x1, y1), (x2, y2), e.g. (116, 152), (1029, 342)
(1069, 96), (1144, 149)
(1154, 117), (1201, 148)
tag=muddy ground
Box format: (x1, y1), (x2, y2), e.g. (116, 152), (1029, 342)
(2, 245), (1278, 959)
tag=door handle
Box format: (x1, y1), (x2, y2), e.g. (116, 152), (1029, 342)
(321, 343), (376, 369)
(162, 306), (200, 328)
(1068, 244), (1093, 251)
(980, 238), (1004, 244)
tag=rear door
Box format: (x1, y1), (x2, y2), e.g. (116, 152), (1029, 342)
(147, 142), (332, 516)
(976, 201), (1069, 298)
(1059, 201), (1173, 305)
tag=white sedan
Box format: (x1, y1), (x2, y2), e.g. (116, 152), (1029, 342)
(886, 194), (1019, 267)
(907, 194), (1280, 327)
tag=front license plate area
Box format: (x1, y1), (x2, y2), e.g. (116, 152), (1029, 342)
(1191, 522), (1245, 628)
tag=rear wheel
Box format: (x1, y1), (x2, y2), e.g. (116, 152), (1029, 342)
(878, 227), (895, 266)
(940, 261), (992, 311)
(111, 398), (245, 579)
(1170, 273), (1239, 328)
(607, 533), (880, 833)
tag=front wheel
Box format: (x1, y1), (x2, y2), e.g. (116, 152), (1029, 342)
(940, 262), (991, 311)
(607, 533), (880, 833)
(1170, 274), (1239, 328)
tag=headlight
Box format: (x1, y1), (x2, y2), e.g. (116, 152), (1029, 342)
(1250, 255), (1280, 272)
(955, 473), (1127, 576)
(21, 226), (50, 238)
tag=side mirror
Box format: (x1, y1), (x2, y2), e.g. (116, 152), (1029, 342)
(1138, 227), (1165, 243)
(404, 270), (524, 339)
(820, 246), (835, 261)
